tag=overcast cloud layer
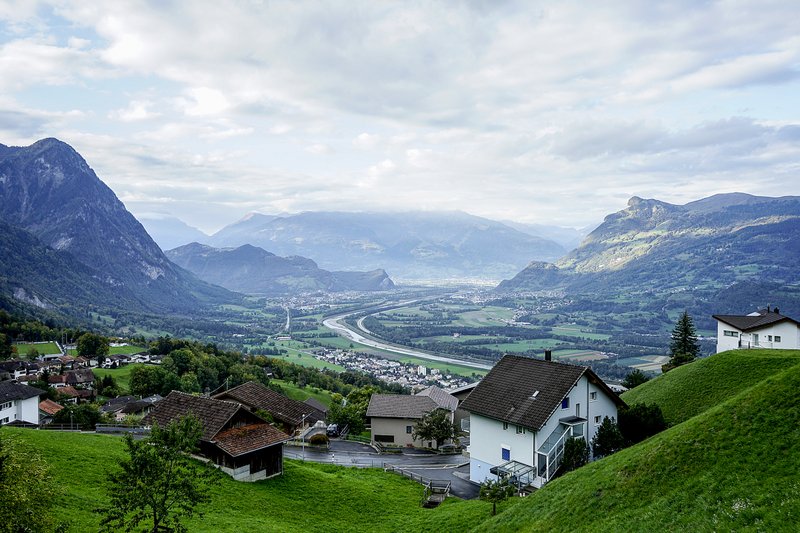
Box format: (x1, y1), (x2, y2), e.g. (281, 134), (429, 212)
(1, 1), (799, 232)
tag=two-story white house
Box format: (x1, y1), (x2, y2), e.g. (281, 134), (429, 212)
(0, 381), (45, 425)
(712, 307), (800, 353)
(460, 354), (625, 490)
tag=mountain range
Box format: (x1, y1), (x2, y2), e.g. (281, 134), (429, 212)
(203, 210), (567, 280)
(498, 193), (800, 315)
(167, 243), (395, 295)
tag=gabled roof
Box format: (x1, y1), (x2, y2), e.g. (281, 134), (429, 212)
(213, 381), (323, 427)
(143, 391), (242, 441)
(303, 397), (328, 414)
(214, 423), (289, 456)
(712, 309), (799, 332)
(0, 381), (44, 402)
(100, 395), (138, 413)
(366, 394), (438, 419)
(460, 355), (625, 431)
(39, 398), (64, 415)
(415, 385), (458, 411)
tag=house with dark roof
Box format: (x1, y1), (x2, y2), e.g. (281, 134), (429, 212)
(143, 391), (290, 482)
(712, 307), (800, 352)
(460, 354), (625, 490)
(366, 385), (458, 448)
(213, 381), (325, 436)
(0, 381), (45, 425)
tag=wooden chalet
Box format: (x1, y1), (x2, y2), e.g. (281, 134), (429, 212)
(143, 391), (290, 482)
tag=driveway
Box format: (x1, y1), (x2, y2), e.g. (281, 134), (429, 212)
(284, 440), (480, 499)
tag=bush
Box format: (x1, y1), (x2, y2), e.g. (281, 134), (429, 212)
(308, 434), (329, 446)
(560, 437), (589, 473)
(591, 416), (624, 459)
(618, 403), (667, 445)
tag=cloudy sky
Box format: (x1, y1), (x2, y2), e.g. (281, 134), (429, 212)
(1, 1), (799, 233)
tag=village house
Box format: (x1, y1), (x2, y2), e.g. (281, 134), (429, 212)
(367, 385), (458, 448)
(213, 381), (325, 436)
(143, 391), (290, 482)
(0, 381), (45, 425)
(712, 306), (800, 352)
(460, 354), (625, 490)
(38, 398), (64, 424)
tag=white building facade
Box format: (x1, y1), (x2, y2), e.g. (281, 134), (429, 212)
(0, 382), (43, 425)
(713, 308), (800, 353)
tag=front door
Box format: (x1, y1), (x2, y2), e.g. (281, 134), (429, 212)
(753, 334), (759, 347)
(576, 403), (581, 417)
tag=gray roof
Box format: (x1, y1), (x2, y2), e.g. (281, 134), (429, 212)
(460, 355), (625, 431)
(416, 385), (458, 411)
(0, 381), (44, 402)
(712, 309), (799, 332)
(143, 391), (243, 441)
(367, 394), (438, 419)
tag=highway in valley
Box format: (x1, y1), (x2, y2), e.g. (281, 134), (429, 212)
(322, 304), (493, 371)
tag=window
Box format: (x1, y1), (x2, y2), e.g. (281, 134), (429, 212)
(594, 416), (601, 425)
(502, 422), (508, 430)
(590, 391), (597, 401)
(406, 425), (412, 434)
(501, 447), (510, 461)
(0, 417), (8, 424)
(561, 397), (570, 409)
(0, 401), (11, 411)
(723, 330), (739, 337)
(516, 425), (524, 434)
(768, 335), (773, 341)
(775, 336), (782, 343)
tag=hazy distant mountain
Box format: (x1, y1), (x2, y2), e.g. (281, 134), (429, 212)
(209, 211), (567, 280)
(499, 193), (800, 296)
(500, 221), (592, 251)
(138, 214), (210, 251)
(0, 138), (237, 314)
(167, 243), (395, 295)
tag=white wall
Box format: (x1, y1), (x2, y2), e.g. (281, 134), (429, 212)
(716, 320), (800, 353)
(371, 417), (422, 447)
(0, 396), (40, 425)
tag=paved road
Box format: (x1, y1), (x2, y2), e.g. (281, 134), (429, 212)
(322, 310), (492, 371)
(284, 440), (480, 499)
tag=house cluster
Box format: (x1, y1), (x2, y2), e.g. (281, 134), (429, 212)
(0, 356), (98, 403)
(312, 348), (474, 390)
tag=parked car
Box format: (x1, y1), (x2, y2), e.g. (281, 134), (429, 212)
(326, 423), (339, 437)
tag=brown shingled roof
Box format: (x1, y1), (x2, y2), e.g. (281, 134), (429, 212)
(39, 398), (64, 416)
(213, 381), (323, 427)
(366, 394), (438, 419)
(214, 423), (290, 456)
(142, 391), (241, 441)
(460, 355), (625, 431)
(712, 309), (799, 332)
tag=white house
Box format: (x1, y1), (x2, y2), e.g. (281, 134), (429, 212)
(0, 381), (45, 425)
(712, 307), (800, 353)
(460, 354), (625, 490)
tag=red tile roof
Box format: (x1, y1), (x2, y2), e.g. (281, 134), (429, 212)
(214, 423), (290, 456)
(39, 399), (64, 415)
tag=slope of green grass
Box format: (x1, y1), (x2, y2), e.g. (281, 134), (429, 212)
(5, 428), (512, 532)
(270, 378), (335, 408)
(478, 362), (800, 532)
(621, 349), (800, 425)
(92, 363), (144, 392)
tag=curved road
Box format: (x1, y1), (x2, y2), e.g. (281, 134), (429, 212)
(322, 308), (492, 371)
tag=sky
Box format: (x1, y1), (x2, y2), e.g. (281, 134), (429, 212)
(1, 1), (799, 234)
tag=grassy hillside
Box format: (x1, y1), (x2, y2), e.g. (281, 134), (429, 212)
(4, 428), (511, 532)
(477, 361), (800, 532)
(621, 349), (800, 424)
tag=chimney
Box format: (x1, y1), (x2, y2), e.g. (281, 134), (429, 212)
(774, 307), (780, 314)
(544, 350), (552, 362)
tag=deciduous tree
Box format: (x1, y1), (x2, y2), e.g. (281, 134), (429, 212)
(76, 332), (109, 362)
(97, 415), (219, 533)
(479, 478), (515, 516)
(412, 408), (461, 449)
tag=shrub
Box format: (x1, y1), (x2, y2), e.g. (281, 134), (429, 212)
(618, 403), (667, 445)
(560, 437), (589, 473)
(591, 416), (624, 459)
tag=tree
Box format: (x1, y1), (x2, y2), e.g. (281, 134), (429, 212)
(97, 415), (219, 533)
(53, 403), (106, 430)
(560, 437), (589, 473)
(26, 346), (40, 361)
(479, 478), (515, 516)
(412, 408), (461, 449)
(591, 416), (624, 459)
(664, 311), (700, 372)
(76, 332), (109, 362)
(618, 403), (667, 445)
(0, 430), (62, 532)
(621, 369), (650, 389)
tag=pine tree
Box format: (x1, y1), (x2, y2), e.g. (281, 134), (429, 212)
(665, 311), (700, 370)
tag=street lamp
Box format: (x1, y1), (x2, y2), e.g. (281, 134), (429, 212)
(301, 413), (308, 461)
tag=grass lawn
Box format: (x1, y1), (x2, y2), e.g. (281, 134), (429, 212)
(270, 350), (345, 372)
(622, 349), (800, 425)
(92, 363), (144, 392)
(68, 344), (147, 356)
(13, 341), (61, 355)
(270, 378), (335, 408)
(5, 428), (510, 532)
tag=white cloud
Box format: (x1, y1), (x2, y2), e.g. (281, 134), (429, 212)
(110, 99), (160, 122)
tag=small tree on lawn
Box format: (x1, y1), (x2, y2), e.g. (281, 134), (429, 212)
(479, 478), (515, 516)
(663, 311), (700, 372)
(560, 437), (589, 473)
(96, 415), (219, 533)
(412, 408), (461, 449)
(591, 416), (625, 459)
(621, 369), (650, 390)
